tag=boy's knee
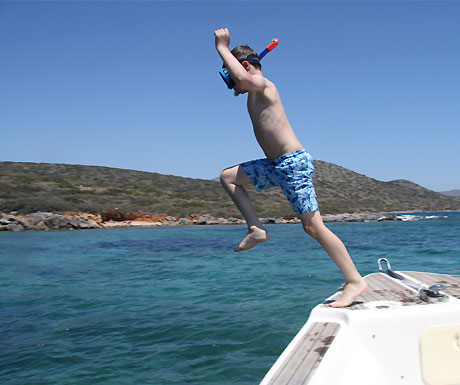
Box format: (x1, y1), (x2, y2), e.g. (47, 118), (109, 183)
(302, 222), (321, 239)
(220, 168), (233, 186)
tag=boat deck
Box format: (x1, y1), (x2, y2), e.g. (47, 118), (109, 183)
(323, 272), (428, 310)
(263, 322), (340, 385)
(402, 271), (460, 299)
(261, 270), (460, 385)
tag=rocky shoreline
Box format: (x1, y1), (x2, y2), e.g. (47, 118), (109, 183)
(0, 211), (405, 232)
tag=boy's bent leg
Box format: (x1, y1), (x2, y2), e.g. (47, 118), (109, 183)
(220, 165), (268, 252)
(300, 210), (367, 307)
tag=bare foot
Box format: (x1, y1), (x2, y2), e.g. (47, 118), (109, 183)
(234, 226), (268, 252)
(329, 279), (368, 308)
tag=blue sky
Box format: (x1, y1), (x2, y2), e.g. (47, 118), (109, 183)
(1, 1), (459, 192)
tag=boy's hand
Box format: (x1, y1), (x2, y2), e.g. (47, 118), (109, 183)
(214, 28), (231, 49)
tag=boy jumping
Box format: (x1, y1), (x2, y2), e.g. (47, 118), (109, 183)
(214, 28), (367, 308)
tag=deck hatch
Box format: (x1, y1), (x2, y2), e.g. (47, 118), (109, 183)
(420, 323), (460, 385)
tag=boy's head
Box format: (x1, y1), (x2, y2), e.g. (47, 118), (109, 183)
(230, 45), (261, 70)
(220, 45), (261, 95)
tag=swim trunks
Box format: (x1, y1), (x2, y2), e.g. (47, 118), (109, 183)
(240, 148), (319, 214)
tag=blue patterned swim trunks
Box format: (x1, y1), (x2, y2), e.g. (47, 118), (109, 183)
(240, 148), (319, 214)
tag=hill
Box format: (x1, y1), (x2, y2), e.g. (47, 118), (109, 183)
(0, 161), (459, 217)
(439, 189), (460, 197)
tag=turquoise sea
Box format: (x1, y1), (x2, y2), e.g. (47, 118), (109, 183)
(1, 213), (459, 385)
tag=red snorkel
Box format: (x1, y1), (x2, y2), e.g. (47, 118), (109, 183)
(258, 38), (279, 60)
(219, 38), (279, 89)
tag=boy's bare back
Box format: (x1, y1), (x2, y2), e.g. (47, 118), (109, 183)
(214, 28), (302, 160)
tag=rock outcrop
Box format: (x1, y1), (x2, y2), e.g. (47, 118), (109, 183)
(0, 212), (102, 232)
(0, 211), (403, 232)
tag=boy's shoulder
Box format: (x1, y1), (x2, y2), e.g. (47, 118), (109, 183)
(254, 76), (278, 95)
(249, 71), (276, 90)
(248, 79), (280, 106)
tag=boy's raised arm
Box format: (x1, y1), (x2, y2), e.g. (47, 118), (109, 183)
(214, 28), (266, 92)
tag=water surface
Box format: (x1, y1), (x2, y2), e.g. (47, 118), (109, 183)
(1, 213), (459, 384)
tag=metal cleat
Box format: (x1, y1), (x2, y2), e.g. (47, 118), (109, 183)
(419, 284), (449, 303)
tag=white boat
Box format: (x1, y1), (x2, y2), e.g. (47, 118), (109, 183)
(259, 259), (460, 385)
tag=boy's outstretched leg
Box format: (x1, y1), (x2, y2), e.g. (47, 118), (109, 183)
(220, 165), (268, 252)
(300, 211), (368, 308)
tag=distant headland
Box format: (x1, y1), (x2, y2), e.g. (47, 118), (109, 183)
(0, 161), (459, 232)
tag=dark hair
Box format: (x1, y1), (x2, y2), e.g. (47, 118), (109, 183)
(230, 45), (261, 69)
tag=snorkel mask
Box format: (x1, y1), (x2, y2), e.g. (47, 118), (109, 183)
(219, 38), (279, 90)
